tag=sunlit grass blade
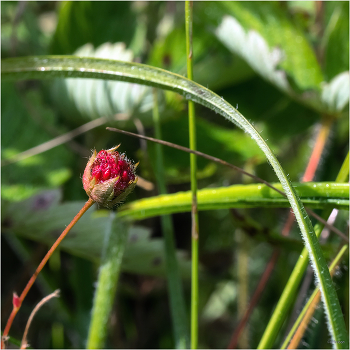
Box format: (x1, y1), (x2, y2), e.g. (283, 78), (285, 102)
(117, 182), (349, 219)
(2, 56), (349, 347)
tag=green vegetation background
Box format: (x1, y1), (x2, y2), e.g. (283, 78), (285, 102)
(1, 2), (348, 349)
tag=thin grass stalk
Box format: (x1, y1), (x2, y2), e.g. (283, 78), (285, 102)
(152, 89), (189, 348)
(282, 244), (349, 349)
(185, 2), (199, 349)
(86, 213), (129, 349)
(258, 152), (349, 348)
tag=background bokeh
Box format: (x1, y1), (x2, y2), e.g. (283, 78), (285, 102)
(2, 2), (349, 348)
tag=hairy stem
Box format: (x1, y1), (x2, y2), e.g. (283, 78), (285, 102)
(86, 213), (128, 349)
(258, 152), (349, 348)
(284, 245), (348, 349)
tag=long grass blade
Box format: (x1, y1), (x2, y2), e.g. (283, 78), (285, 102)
(258, 152), (350, 348)
(117, 182), (349, 219)
(282, 244), (348, 349)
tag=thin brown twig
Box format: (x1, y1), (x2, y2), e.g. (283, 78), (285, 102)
(1, 113), (131, 167)
(20, 290), (60, 349)
(1, 113), (154, 190)
(106, 127), (348, 242)
(107, 127), (286, 195)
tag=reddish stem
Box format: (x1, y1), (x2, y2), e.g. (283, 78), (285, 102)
(1, 198), (95, 349)
(228, 250), (280, 349)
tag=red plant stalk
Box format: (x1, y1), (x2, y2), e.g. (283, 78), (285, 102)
(1, 198), (94, 348)
(2, 146), (138, 349)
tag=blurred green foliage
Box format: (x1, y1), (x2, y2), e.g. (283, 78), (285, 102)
(1, 1), (348, 349)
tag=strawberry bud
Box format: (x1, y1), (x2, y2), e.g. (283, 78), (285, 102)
(83, 145), (138, 208)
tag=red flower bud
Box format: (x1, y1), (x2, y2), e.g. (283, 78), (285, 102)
(83, 145), (138, 208)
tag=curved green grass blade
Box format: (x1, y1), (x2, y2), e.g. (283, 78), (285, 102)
(118, 182), (349, 220)
(258, 153), (350, 348)
(281, 244), (349, 349)
(2, 56), (348, 347)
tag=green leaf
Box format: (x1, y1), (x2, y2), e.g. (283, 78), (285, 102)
(1, 190), (192, 278)
(50, 1), (136, 55)
(2, 55), (348, 347)
(196, 2), (324, 93)
(1, 82), (73, 201)
(323, 2), (349, 81)
(52, 42), (156, 124)
(148, 25), (254, 91)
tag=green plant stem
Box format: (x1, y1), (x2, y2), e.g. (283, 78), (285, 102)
(3, 56), (348, 348)
(86, 213), (128, 349)
(152, 88), (189, 348)
(258, 152), (349, 349)
(1, 198), (94, 349)
(282, 244), (348, 349)
(185, 2), (199, 348)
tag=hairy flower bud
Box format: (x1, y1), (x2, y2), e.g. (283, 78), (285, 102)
(83, 145), (138, 208)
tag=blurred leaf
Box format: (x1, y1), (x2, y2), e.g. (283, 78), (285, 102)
(52, 42), (156, 125)
(50, 1), (136, 55)
(1, 190), (192, 278)
(1, 2), (47, 58)
(323, 2), (349, 81)
(217, 76), (319, 145)
(1, 82), (73, 201)
(202, 281), (237, 321)
(197, 2), (323, 94)
(145, 115), (270, 183)
(149, 23), (254, 92)
(216, 15), (292, 94)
